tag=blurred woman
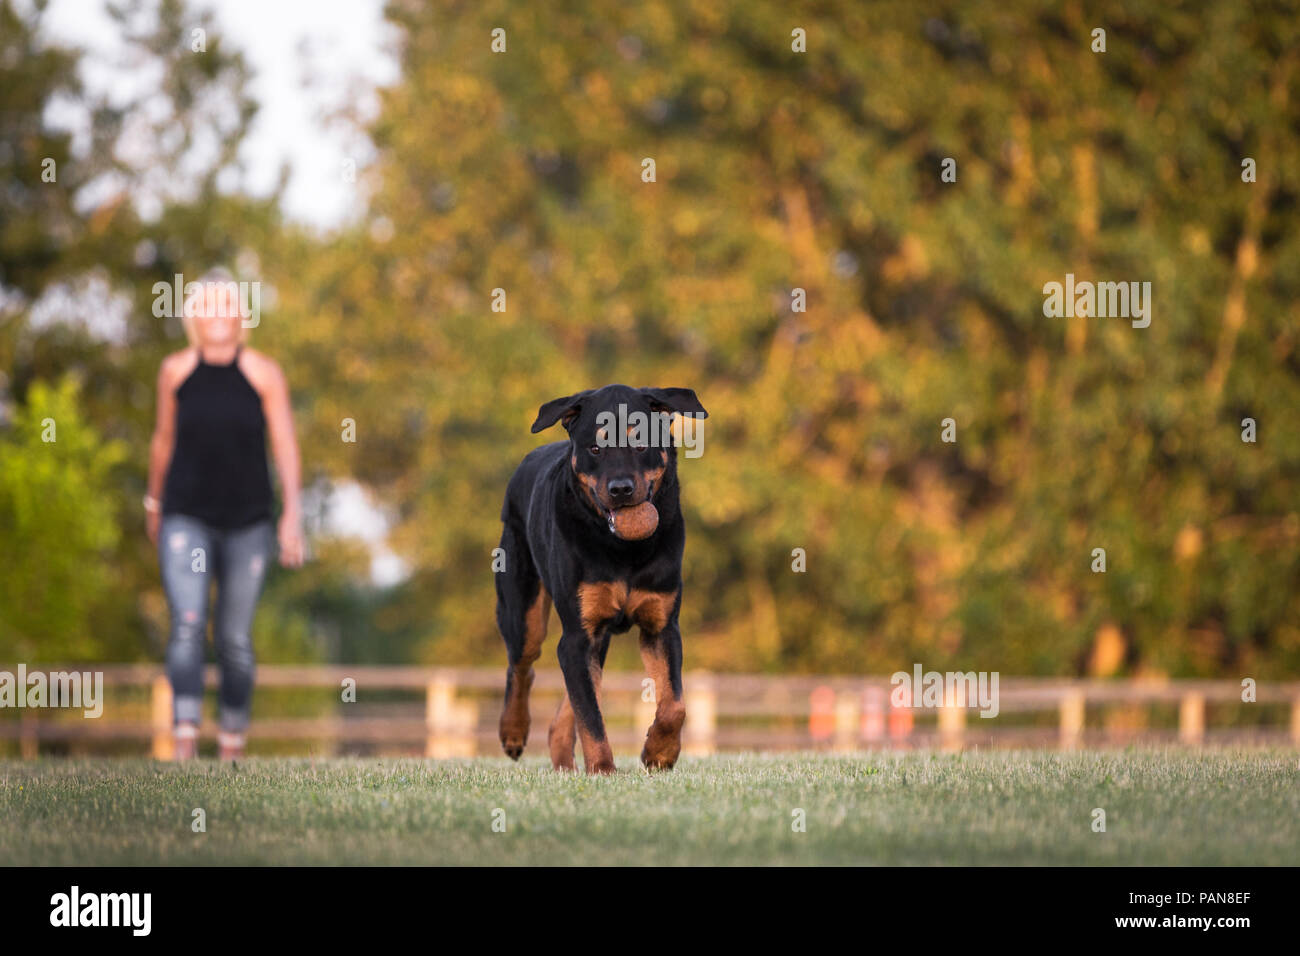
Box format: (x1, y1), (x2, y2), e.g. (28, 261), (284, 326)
(145, 270), (304, 760)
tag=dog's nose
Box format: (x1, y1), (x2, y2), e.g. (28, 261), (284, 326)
(608, 477), (636, 503)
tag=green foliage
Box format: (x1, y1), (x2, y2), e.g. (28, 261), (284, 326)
(0, 377), (125, 660)
(258, 0), (1299, 676)
(4, 0), (1299, 677)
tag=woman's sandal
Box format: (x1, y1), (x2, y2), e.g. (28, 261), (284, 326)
(218, 731), (246, 762)
(174, 722), (199, 761)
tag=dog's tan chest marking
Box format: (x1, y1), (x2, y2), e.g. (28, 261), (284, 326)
(626, 588), (676, 634)
(577, 582), (677, 636)
(578, 581), (629, 636)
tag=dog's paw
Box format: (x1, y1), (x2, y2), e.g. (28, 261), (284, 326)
(499, 707), (531, 760)
(640, 714), (683, 770)
(499, 725), (528, 760)
(640, 746), (678, 771)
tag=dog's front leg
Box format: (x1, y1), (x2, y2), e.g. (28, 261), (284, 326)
(639, 622), (685, 770)
(556, 627), (615, 774)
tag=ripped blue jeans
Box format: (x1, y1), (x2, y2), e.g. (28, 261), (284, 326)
(159, 513), (275, 731)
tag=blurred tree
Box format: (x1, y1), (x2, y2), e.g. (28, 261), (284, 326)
(262, 0), (1299, 677)
(0, 377), (124, 661)
(4, 0), (1299, 680)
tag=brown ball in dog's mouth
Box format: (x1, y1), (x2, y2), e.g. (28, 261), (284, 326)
(606, 501), (659, 540)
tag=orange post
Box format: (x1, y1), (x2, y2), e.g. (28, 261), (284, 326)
(938, 683), (966, 751)
(809, 686), (835, 743)
(1179, 693), (1205, 745)
(888, 682), (913, 741)
(151, 675), (174, 760)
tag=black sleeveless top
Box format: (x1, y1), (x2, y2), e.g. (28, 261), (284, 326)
(163, 347), (274, 529)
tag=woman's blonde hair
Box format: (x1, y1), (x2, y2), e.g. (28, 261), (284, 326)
(181, 268), (251, 347)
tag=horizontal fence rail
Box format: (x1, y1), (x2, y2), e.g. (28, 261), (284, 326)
(1, 665), (1298, 758)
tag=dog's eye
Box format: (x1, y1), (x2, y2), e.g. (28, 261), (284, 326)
(631, 443), (648, 452)
(588, 445), (601, 456)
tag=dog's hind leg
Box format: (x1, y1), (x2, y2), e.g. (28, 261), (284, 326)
(496, 521), (551, 760)
(547, 693), (576, 770)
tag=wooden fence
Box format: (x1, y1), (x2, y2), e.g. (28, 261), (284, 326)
(2, 665), (1298, 758)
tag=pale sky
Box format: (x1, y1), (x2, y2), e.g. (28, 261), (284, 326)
(38, 0), (399, 230)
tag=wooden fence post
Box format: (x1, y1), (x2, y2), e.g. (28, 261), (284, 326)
(426, 671), (478, 758)
(1179, 692), (1205, 745)
(1059, 689), (1085, 750)
(834, 691), (859, 752)
(151, 675), (174, 761)
(684, 672), (716, 756)
(938, 683), (966, 751)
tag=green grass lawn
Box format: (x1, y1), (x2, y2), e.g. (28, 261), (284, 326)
(1, 749), (1296, 865)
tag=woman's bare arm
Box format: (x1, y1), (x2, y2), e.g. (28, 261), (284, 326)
(146, 356), (184, 544)
(247, 352), (304, 566)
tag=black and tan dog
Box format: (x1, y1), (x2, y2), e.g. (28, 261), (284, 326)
(495, 384), (707, 774)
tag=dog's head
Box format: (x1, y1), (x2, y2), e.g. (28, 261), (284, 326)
(531, 384), (707, 527)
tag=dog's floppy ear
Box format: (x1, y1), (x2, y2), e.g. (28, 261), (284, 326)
(531, 390), (592, 433)
(641, 387), (708, 419)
